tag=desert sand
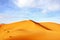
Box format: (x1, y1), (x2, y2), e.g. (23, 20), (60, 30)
(0, 20), (60, 40)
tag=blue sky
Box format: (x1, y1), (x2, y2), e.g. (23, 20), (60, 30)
(0, 0), (60, 23)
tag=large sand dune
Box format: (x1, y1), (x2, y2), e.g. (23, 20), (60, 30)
(0, 20), (60, 40)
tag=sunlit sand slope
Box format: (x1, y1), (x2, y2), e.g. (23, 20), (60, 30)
(0, 20), (60, 40)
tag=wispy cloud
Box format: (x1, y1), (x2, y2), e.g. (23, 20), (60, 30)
(13, 0), (34, 8)
(0, 16), (3, 18)
(13, 0), (60, 14)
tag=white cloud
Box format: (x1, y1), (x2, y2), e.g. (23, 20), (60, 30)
(13, 0), (34, 8)
(0, 15), (15, 18)
(13, 0), (60, 14)
(0, 14), (5, 18)
(0, 16), (3, 18)
(41, 9), (48, 14)
(47, 4), (60, 11)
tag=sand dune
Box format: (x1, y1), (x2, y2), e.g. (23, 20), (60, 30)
(0, 20), (60, 40)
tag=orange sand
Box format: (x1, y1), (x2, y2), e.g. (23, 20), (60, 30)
(0, 20), (60, 40)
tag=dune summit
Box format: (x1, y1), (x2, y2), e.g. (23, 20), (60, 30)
(0, 20), (60, 40)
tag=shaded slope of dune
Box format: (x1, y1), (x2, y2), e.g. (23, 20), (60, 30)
(31, 20), (51, 30)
